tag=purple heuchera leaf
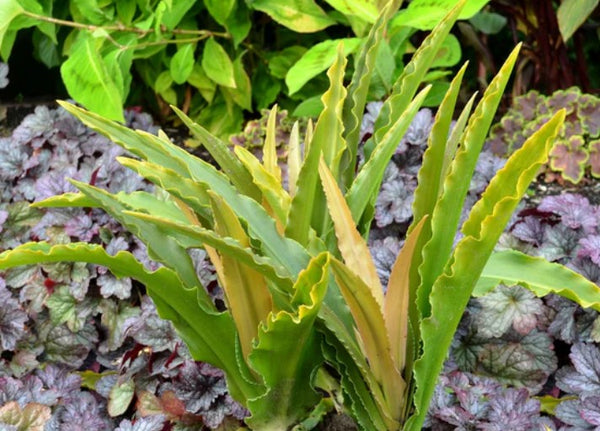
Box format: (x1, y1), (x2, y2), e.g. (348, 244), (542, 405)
(55, 391), (113, 430)
(475, 285), (544, 337)
(34, 168), (79, 202)
(0, 280), (28, 351)
(470, 152), (507, 194)
(35, 365), (81, 401)
(480, 388), (540, 431)
(556, 343), (600, 395)
(578, 235), (600, 265)
(96, 273), (132, 300)
(511, 216), (546, 246)
(537, 224), (583, 262)
(360, 101), (383, 138)
(375, 164), (416, 227)
(0, 62), (8, 88)
(0, 138), (29, 180)
(171, 361), (228, 413)
(63, 213), (98, 242)
(122, 296), (178, 352)
(399, 108), (434, 151)
(114, 415), (166, 431)
(537, 194), (598, 232)
(369, 236), (403, 289)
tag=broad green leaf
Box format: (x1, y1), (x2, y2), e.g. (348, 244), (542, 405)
(108, 378), (135, 416)
(234, 146), (290, 227)
(330, 258), (404, 427)
(60, 33), (124, 122)
(557, 0), (599, 42)
(160, 0), (196, 29)
(249, 0), (335, 33)
(469, 11), (507, 35)
(372, 0), (465, 145)
(285, 45), (347, 245)
(286, 38), (361, 96)
(416, 45), (521, 321)
(0, 0), (24, 59)
(202, 37), (236, 88)
(407, 109), (565, 431)
(116, 0), (136, 24)
(268, 46), (307, 79)
(385, 217), (426, 373)
(246, 253), (329, 430)
(225, 0), (252, 46)
(170, 43), (195, 84)
(341, 5), (393, 188)
(187, 63), (217, 103)
(476, 250), (600, 311)
(391, 0), (490, 30)
(193, 96), (244, 140)
(222, 53), (253, 111)
(323, 0), (379, 22)
(319, 159), (383, 305)
(210, 192), (273, 360)
(172, 105), (262, 201)
(205, 0), (235, 25)
(431, 33), (461, 68)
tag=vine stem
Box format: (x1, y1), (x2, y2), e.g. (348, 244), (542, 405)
(21, 10), (231, 41)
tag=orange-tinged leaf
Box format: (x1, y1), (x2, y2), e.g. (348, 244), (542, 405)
(330, 258), (405, 423)
(209, 192), (273, 360)
(385, 216), (427, 372)
(319, 158), (384, 307)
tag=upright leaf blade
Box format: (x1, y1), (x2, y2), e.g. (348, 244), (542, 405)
(319, 159), (383, 306)
(416, 44), (522, 320)
(371, 0), (466, 145)
(209, 192), (273, 361)
(407, 109), (565, 431)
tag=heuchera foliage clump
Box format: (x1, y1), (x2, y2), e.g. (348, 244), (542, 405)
(0, 104), (245, 429)
(486, 87), (600, 184)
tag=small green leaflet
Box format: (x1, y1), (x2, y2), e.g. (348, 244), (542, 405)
(170, 43), (195, 84)
(249, 0), (336, 33)
(202, 37), (236, 88)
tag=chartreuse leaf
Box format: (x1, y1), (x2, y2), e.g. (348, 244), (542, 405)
(209, 191), (273, 361)
(234, 146), (290, 228)
(372, 0), (465, 145)
(341, 4), (394, 188)
(287, 122), (302, 197)
(171, 105), (261, 201)
(330, 258), (404, 429)
(249, 0), (335, 33)
(202, 37), (236, 88)
(319, 159), (383, 306)
(286, 45), (347, 245)
(476, 250), (600, 310)
(286, 38), (360, 96)
(60, 33), (124, 122)
(323, 0), (379, 23)
(0, 242), (260, 403)
(416, 44), (521, 321)
(346, 86), (430, 231)
(264, 105), (282, 183)
(59, 102), (309, 278)
(391, 0), (489, 30)
(385, 217), (427, 374)
(407, 109), (565, 431)
(0, 0), (24, 56)
(246, 252), (329, 430)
